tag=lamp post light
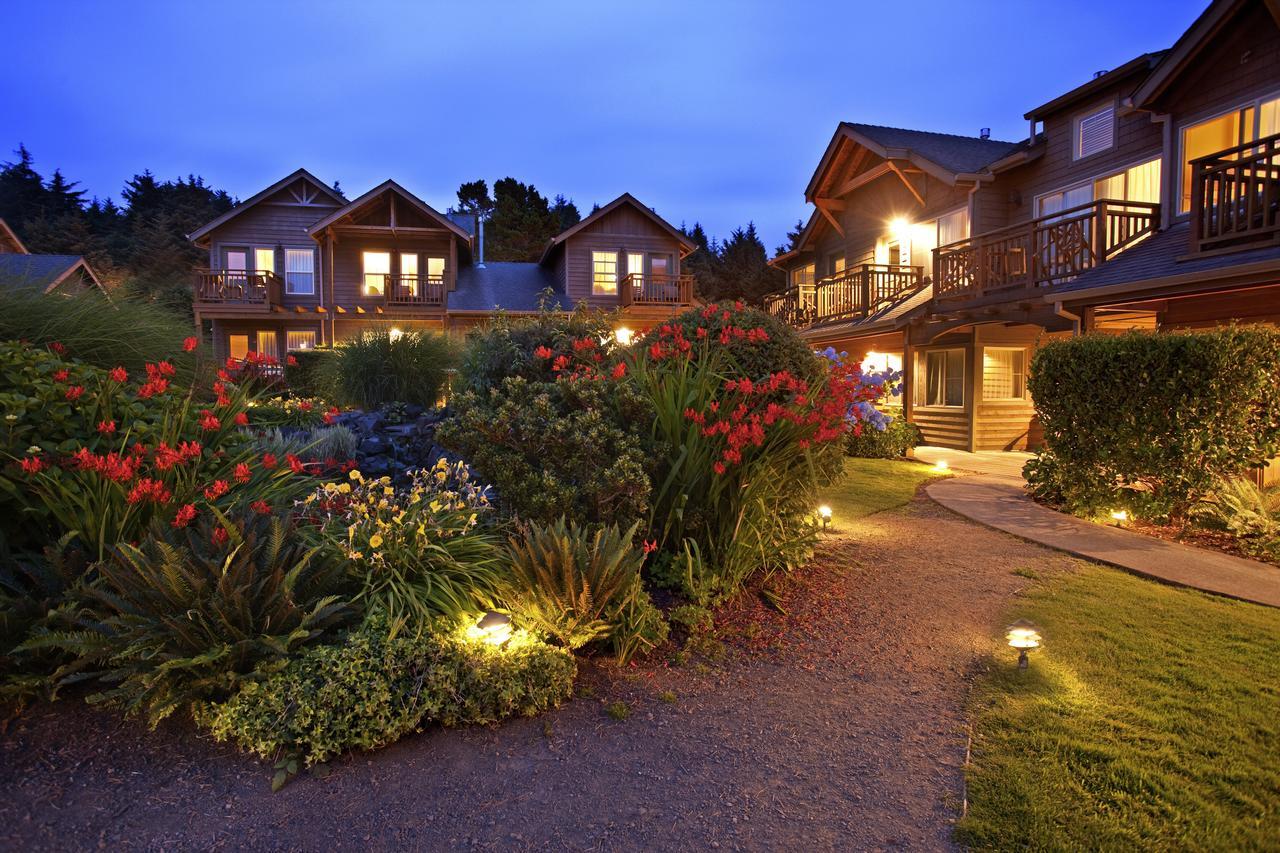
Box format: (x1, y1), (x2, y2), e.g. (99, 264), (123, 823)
(471, 611), (513, 646)
(817, 504), (832, 529)
(1005, 619), (1042, 670)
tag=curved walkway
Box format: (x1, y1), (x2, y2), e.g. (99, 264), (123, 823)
(929, 474), (1280, 608)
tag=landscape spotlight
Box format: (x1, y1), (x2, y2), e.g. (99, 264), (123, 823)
(1110, 509), (1128, 526)
(470, 611), (513, 646)
(389, 327), (404, 342)
(818, 505), (832, 528)
(932, 459), (949, 473)
(1005, 619), (1042, 669)
(614, 326), (634, 346)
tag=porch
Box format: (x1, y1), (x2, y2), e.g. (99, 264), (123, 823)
(193, 269), (283, 311)
(764, 263), (923, 328)
(619, 272), (695, 308)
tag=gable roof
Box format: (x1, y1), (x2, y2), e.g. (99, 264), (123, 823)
(805, 123), (1024, 199)
(1023, 52), (1166, 121)
(537, 193), (696, 264)
(0, 254), (102, 293)
(188, 168), (344, 243)
(305, 179), (473, 242)
(0, 218), (29, 254)
(1131, 0), (1277, 109)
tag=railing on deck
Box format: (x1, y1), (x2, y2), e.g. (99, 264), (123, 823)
(194, 269), (282, 306)
(764, 263), (923, 329)
(933, 199), (1159, 300)
(620, 273), (695, 307)
(381, 274), (446, 307)
(1190, 132), (1280, 253)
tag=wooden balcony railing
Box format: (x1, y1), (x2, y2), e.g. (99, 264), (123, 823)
(380, 274), (446, 307)
(764, 263), (923, 328)
(620, 273), (695, 307)
(933, 199), (1159, 301)
(1190, 131), (1280, 253)
(194, 269), (282, 306)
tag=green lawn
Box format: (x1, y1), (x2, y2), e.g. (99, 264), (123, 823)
(817, 457), (939, 530)
(958, 565), (1280, 851)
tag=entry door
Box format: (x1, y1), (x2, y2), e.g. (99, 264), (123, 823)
(649, 255), (674, 299)
(399, 253), (419, 297)
(224, 248), (248, 298)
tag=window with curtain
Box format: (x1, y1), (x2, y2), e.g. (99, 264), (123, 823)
(363, 251), (390, 296)
(936, 208), (970, 247)
(254, 247), (275, 274)
(1075, 104), (1116, 159)
(1180, 94), (1280, 211)
(592, 251), (618, 295)
(287, 330), (317, 351)
(627, 252), (644, 279)
(284, 249), (313, 294)
(256, 331), (279, 360)
(919, 349), (964, 407)
(399, 253), (418, 297)
(982, 348), (1026, 400)
(228, 334), (249, 361)
(792, 263), (815, 288)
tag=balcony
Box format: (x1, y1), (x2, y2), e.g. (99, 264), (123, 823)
(372, 274), (446, 309)
(193, 269), (282, 311)
(933, 199), (1159, 301)
(764, 263), (924, 328)
(1190, 132), (1280, 254)
(619, 273), (695, 308)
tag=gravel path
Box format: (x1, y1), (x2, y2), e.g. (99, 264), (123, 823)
(0, 492), (1080, 852)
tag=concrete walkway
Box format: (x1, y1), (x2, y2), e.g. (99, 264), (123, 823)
(928, 474), (1280, 608)
(911, 446), (1033, 479)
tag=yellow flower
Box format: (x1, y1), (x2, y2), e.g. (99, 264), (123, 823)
(337, 483), (351, 494)
(383, 486), (395, 496)
(349, 469), (363, 481)
(369, 533), (383, 549)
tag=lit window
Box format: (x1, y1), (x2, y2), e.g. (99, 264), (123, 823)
(1180, 95), (1280, 211)
(861, 350), (902, 375)
(254, 248), (275, 274)
(1075, 105), (1115, 159)
(363, 251), (390, 296)
(1094, 158), (1161, 205)
(982, 348), (1026, 400)
(285, 249), (313, 295)
(592, 251), (618, 295)
(426, 257), (445, 280)
(792, 263), (815, 288)
(228, 334), (249, 361)
(919, 349), (964, 407)
(256, 331), (279, 361)
(936, 208), (969, 246)
(399, 253), (418, 297)
(627, 252), (644, 279)
(287, 330), (317, 351)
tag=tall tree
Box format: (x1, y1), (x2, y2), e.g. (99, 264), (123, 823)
(453, 179), (495, 220)
(550, 194), (581, 231)
(776, 218), (806, 256)
(485, 178), (559, 262)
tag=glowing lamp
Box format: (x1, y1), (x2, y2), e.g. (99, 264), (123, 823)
(470, 611), (513, 646)
(932, 459), (949, 473)
(1005, 619), (1042, 669)
(817, 505), (832, 528)
(889, 217), (911, 241)
(614, 326), (634, 346)
(388, 327), (404, 342)
(1109, 509), (1128, 526)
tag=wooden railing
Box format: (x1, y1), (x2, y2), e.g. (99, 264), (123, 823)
(764, 264), (923, 328)
(620, 273), (695, 307)
(381, 274), (446, 307)
(1190, 132), (1280, 253)
(933, 199), (1159, 300)
(194, 269), (282, 306)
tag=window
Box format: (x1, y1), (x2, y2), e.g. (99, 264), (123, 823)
(1075, 104), (1115, 159)
(224, 249), (247, 272)
(919, 349), (964, 407)
(399, 253), (418, 296)
(1036, 158), (1161, 218)
(650, 254), (670, 278)
(287, 330), (317, 351)
(256, 331), (279, 361)
(592, 251), (618, 295)
(228, 334), (249, 361)
(284, 249), (313, 295)
(830, 254), (846, 276)
(936, 208), (970, 247)
(254, 248), (275, 274)
(363, 251), (390, 296)
(1180, 94), (1280, 211)
(982, 348), (1026, 400)
(627, 252), (645, 281)
(426, 257), (445, 280)
(791, 263), (815, 288)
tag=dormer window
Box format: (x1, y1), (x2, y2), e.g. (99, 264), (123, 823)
(1075, 105), (1116, 159)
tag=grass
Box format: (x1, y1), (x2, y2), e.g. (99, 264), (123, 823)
(817, 457), (940, 532)
(958, 564), (1280, 851)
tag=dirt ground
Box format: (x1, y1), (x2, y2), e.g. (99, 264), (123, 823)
(0, 492), (1080, 852)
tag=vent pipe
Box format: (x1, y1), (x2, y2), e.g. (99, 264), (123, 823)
(979, 127), (991, 140)
(476, 216), (485, 269)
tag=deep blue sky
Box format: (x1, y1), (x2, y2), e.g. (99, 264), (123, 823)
(2, 0), (1204, 250)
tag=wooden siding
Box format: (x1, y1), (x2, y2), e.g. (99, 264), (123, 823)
(327, 233), (454, 306)
(563, 204), (685, 308)
(1158, 285), (1280, 328)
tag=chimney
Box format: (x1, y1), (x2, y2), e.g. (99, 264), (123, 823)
(980, 127), (991, 140)
(476, 216), (485, 269)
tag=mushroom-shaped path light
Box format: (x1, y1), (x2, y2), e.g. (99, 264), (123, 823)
(1005, 619), (1042, 670)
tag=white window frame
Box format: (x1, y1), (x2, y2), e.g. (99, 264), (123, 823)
(363, 251), (391, 296)
(1033, 154), (1162, 218)
(1073, 102), (1117, 160)
(917, 348), (965, 409)
(284, 248), (314, 295)
(592, 250), (619, 295)
(287, 330), (318, 351)
(935, 207), (970, 248)
(1177, 90), (1280, 214)
(981, 347), (1028, 401)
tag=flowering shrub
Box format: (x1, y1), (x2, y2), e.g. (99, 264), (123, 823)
(456, 308), (619, 395)
(302, 459), (504, 636)
(0, 342), (316, 557)
(248, 396), (337, 428)
(662, 300), (823, 384)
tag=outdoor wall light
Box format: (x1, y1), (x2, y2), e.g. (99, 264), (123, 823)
(818, 504), (832, 528)
(1005, 619), (1042, 669)
(470, 611), (513, 646)
(1110, 509), (1129, 526)
(614, 326), (634, 346)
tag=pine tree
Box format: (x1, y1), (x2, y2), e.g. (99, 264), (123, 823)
(485, 178), (559, 262)
(454, 179), (495, 219)
(550, 194), (581, 231)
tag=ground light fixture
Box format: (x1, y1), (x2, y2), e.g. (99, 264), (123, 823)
(614, 326), (634, 346)
(932, 459), (949, 473)
(1110, 509), (1129, 526)
(817, 505), (832, 529)
(470, 611), (513, 646)
(1005, 619), (1042, 670)
(389, 326), (404, 342)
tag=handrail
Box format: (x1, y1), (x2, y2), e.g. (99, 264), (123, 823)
(764, 263), (922, 328)
(620, 273), (695, 307)
(1190, 131), (1280, 253)
(383, 273), (446, 306)
(193, 269), (283, 305)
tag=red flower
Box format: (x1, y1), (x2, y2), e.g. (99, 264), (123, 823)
(713, 461), (726, 475)
(199, 410), (221, 431)
(19, 456), (45, 475)
(204, 479), (230, 500)
(109, 366), (128, 382)
(156, 361), (176, 377)
(178, 440), (202, 461)
(234, 462), (252, 483)
(551, 355), (571, 372)
(97, 419), (117, 434)
(64, 385), (84, 401)
(611, 362), (626, 380)
(211, 526), (229, 547)
(48, 342), (66, 355)
(127, 478), (172, 505)
(341, 458), (359, 472)
(298, 401), (313, 412)
(183, 336), (199, 352)
(323, 406), (339, 425)
(172, 503), (198, 528)
(286, 454), (305, 473)
(642, 539), (658, 554)
(250, 500), (272, 515)
(52, 369), (69, 382)
(533, 345), (554, 359)
(261, 452), (278, 470)
(234, 411), (249, 426)
(286, 355), (299, 367)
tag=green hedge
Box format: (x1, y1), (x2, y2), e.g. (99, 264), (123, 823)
(1025, 327), (1280, 520)
(845, 411), (920, 459)
(283, 348), (337, 399)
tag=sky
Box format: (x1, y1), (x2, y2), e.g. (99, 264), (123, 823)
(1, 0), (1206, 250)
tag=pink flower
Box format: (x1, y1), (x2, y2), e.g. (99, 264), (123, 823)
(642, 539), (658, 554)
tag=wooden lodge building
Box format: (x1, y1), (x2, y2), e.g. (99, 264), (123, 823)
(0, 218), (103, 295)
(767, 0), (1280, 452)
(188, 178), (697, 361)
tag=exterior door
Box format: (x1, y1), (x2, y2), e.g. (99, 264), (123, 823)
(399, 253), (418, 298)
(223, 248), (248, 298)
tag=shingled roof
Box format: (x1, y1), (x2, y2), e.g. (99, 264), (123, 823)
(448, 262), (567, 312)
(0, 254), (101, 293)
(841, 124), (1025, 175)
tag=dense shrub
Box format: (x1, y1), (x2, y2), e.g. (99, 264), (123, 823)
(845, 410), (920, 459)
(302, 460), (505, 636)
(0, 286), (199, 382)
(25, 511), (355, 724)
(198, 612), (576, 767)
(283, 348), (338, 399)
(1026, 328), (1280, 520)
(505, 518), (667, 661)
(248, 396), (335, 428)
(457, 309), (618, 395)
(320, 329), (456, 409)
(662, 300), (823, 384)
(0, 535), (90, 698)
(1191, 478), (1280, 560)
(438, 373), (654, 528)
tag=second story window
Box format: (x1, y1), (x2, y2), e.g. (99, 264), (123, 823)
(792, 263), (815, 289)
(285, 249), (314, 295)
(592, 251), (617, 295)
(1075, 104), (1116, 159)
(1180, 95), (1280, 211)
(363, 251), (390, 296)
(254, 248), (275, 274)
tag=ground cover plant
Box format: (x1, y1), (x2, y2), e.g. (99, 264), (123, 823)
(958, 564), (1280, 850)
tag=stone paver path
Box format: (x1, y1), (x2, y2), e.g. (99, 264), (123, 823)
(928, 474), (1280, 608)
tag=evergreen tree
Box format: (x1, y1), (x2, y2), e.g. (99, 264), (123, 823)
(0, 145), (48, 232)
(485, 178), (559, 262)
(776, 218), (806, 256)
(453, 179), (495, 219)
(550, 194), (581, 231)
